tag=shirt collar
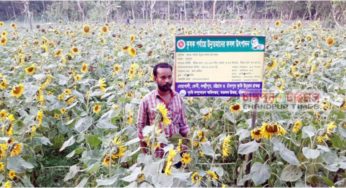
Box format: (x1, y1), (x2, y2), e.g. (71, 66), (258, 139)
(155, 89), (176, 99)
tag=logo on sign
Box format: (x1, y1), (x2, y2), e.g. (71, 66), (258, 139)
(177, 40), (185, 49)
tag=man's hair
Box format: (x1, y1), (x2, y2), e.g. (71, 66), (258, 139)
(153, 63), (172, 77)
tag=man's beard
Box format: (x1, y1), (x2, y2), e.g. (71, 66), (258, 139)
(158, 82), (172, 92)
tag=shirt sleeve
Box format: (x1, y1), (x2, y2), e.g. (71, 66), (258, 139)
(137, 100), (148, 153)
(179, 98), (190, 137)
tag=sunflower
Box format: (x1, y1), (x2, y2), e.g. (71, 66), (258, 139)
(221, 135), (232, 158)
(130, 34), (135, 43)
(136, 173), (145, 183)
(197, 130), (207, 142)
(4, 181), (11, 188)
(74, 74), (82, 81)
(266, 58), (278, 71)
(251, 127), (262, 141)
(25, 64), (36, 75)
(8, 170), (17, 180)
(64, 89), (72, 95)
(164, 149), (176, 175)
(70, 46), (79, 54)
(326, 122), (337, 134)
(261, 122), (286, 139)
(181, 152), (192, 165)
(0, 162), (4, 171)
(113, 64), (121, 74)
(81, 63), (88, 73)
(207, 170), (219, 180)
(191, 172), (202, 185)
(305, 35), (313, 42)
(0, 37), (7, 46)
(1, 31), (7, 37)
(127, 111), (133, 125)
(296, 21), (302, 28)
(274, 20), (282, 27)
(10, 143), (22, 157)
(292, 120), (303, 133)
(229, 103), (241, 113)
(83, 24), (90, 33)
(275, 78), (285, 91)
(0, 109), (8, 121)
(102, 155), (112, 167)
(100, 25), (109, 33)
(36, 110), (44, 126)
(156, 103), (171, 126)
(316, 133), (329, 143)
(325, 37), (335, 47)
(54, 49), (62, 57)
(0, 78), (8, 90)
(99, 78), (107, 92)
(11, 84), (24, 98)
(112, 136), (127, 159)
(128, 47), (136, 57)
(0, 21), (3, 27)
(93, 104), (101, 114)
(60, 108), (67, 114)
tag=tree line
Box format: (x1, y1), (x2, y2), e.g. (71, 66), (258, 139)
(0, 1), (345, 27)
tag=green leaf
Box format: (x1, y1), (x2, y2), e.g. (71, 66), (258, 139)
(250, 162), (271, 186)
(330, 134), (346, 150)
(238, 141), (260, 155)
(86, 135), (101, 149)
(74, 116), (93, 133)
(59, 136), (76, 152)
(321, 176), (334, 187)
(280, 165), (303, 182)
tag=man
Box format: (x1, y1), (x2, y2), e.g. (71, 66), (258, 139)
(137, 62), (189, 157)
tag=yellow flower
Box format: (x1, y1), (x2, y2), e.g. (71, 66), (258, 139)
(191, 172), (202, 185)
(292, 120), (303, 133)
(25, 64), (36, 75)
(197, 130), (207, 142)
(10, 143), (22, 157)
(4, 181), (11, 188)
(112, 137), (127, 159)
(229, 103), (241, 113)
(274, 20), (282, 27)
(93, 104), (101, 114)
(11, 84), (24, 98)
(164, 160), (173, 175)
(81, 63), (88, 73)
(305, 35), (313, 42)
(102, 155), (112, 167)
(317, 133), (329, 143)
(8, 170), (16, 180)
(8, 114), (15, 122)
(60, 108), (67, 114)
(10, 23), (16, 29)
(181, 152), (192, 165)
(326, 122), (337, 134)
(207, 170), (219, 180)
(37, 110), (44, 126)
(100, 25), (109, 33)
(261, 122), (286, 139)
(0, 78), (8, 90)
(251, 127), (262, 141)
(54, 49), (62, 57)
(266, 58), (277, 71)
(156, 103), (171, 126)
(128, 47), (136, 57)
(136, 173), (145, 183)
(221, 135), (232, 159)
(0, 162), (4, 171)
(275, 78), (285, 91)
(83, 24), (90, 33)
(74, 74), (82, 81)
(0, 37), (7, 46)
(326, 36), (335, 47)
(71, 46), (79, 54)
(99, 78), (107, 92)
(2, 31), (8, 37)
(0, 21), (3, 27)
(0, 109), (8, 121)
(130, 34), (135, 43)
(113, 64), (121, 74)
(127, 111), (133, 125)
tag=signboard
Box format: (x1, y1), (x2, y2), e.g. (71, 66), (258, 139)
(174, 35), (265, 97)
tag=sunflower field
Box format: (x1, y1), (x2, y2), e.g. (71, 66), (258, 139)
(0, 19), (345, 187)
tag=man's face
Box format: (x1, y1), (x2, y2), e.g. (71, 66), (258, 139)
(155, 67), (172, 92)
